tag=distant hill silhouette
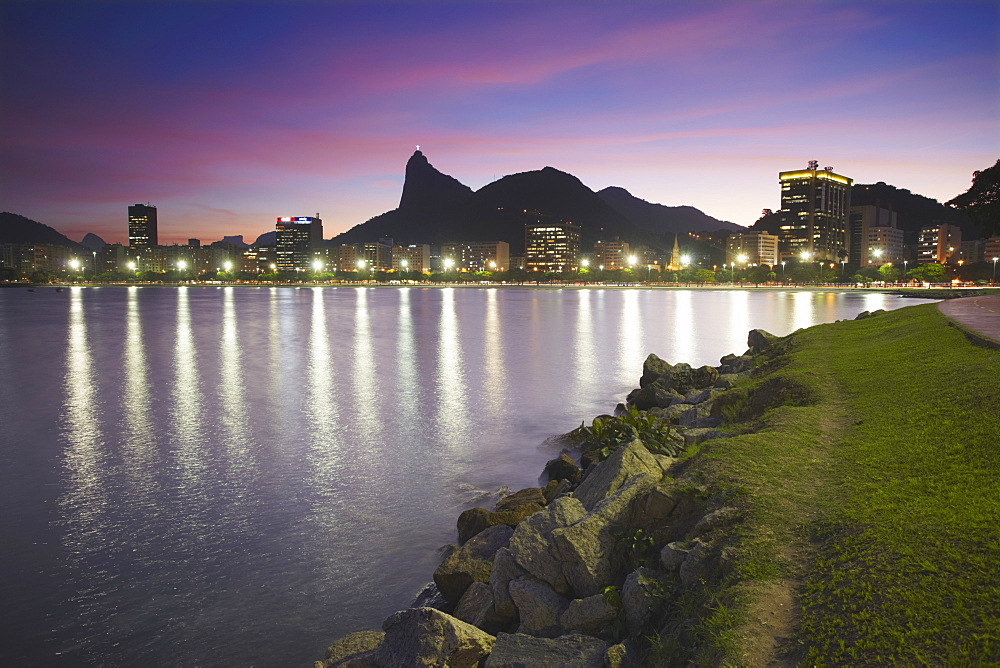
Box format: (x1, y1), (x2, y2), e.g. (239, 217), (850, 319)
(597, 186), (744, 237)
(330, 151), (733, 253)
(852, 182), (973, 239)
(80, 232), (107, 252)
(0, 212), (87, 252)
(253, 231), (276, 246)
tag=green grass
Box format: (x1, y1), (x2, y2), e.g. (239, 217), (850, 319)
(674, 303), (1000, 665)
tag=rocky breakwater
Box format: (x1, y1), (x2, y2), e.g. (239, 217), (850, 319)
(316, 329), (790, 667)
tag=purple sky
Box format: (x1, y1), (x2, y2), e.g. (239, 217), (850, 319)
(1, 1), (997, 246)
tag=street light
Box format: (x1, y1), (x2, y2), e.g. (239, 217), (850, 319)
(69, 258), (81, 282)
(127, 260), (137, 279)
(871, 249), (883, 265)
(223, 260), (233, 272)
(993, 257), (999, 284)
(312, 259), (323, 272)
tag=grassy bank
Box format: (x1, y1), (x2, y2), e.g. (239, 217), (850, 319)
(680, 303), (999, 664)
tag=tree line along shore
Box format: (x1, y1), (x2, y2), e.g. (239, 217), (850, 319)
(314, 302), (999, 666)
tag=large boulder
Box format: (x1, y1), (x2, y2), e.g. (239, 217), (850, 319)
(376, 607), (494, 667)
(678, 539), (715, 590)
(574, 439), (662, 511)
(639, 353), (673, 388)
(508, 496), (587, 596)
(484, 632), (607, 668)
(626, 382), (684, 411)
(621, 567), (667, 637)
(509, 576), (571, 637)
(552, 472), (660, 597)
(316, 630), (384, 667)
(490, 547), (529, 621)
(434, 524), (513, 604)
(544, 453), (582, 485)
(691, 507), (741, 538)
(747, 328), (778, 353)
(495, 487), (546, 512)
(453, 581), (500, 632)
(560, 594), (618, 635)
(457, 504), (542, 545)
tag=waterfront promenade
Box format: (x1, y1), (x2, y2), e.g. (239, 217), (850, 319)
(939, 295), (1000, 346)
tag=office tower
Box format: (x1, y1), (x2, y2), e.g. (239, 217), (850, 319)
(778, 162), (852, 261)
(917, 223), (962, 265)
(128, 204), (158, 249)
(275, 215), (323, 271)
(525, 222), (581, 272)
(849, 205), (903, 265)
(726, 231), (779, 266)
(593, 238), (630, 270)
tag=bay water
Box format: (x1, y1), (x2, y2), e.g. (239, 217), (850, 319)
(0, 286), (930, 665)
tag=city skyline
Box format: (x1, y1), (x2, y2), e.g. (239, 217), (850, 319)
(1, 1), (996, 246)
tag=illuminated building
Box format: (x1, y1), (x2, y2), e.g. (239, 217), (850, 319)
(917, 223), (962, 265)
(392, 244), (431, 272)
(849, 205), (904, 265)
(725, 231), (779, 266)
(778, 162), (852, 261)
(128, 204), (158, 249)
(439, 241), (509, 271)
(593, 238), (630, 270)
(525, 222), (581, 272)
(275, 215), (323, 271)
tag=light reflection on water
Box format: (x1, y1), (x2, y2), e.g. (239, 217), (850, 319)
(0, 287), (937, 666)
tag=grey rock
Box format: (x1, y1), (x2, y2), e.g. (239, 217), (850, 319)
(484, 632), (607, 668)
(560, 594), (617, 634)
(409, 582), (449, 611)
(457, 504), (543, 545)
(639, 353), (673, 388)
(508, 496), (587, 595)
(434, 524), (513, 604)
(680, 428), (727, 447)
(318, 630), (384, 667)
(651, 454), (677, 473)
(678, 403), (713, 428)
(747, 328), (778, 353)
(719, 354), (752, 374)
(621, 567), (667, 637)
(496, 487), (547, 512)
(552, 472), (660, 597)
(490, 547), (529, 621)
(639, 485), (679, 523)
(376, 607), (495, 667)
(509, 576), (570, 638)
(688, 388), (723, 405)
(691, 507), (741, 538)
(544, 453), (583, 485)
(453, 581), (499, 631)
(627, 383), (684, 411)
(661, 403), (694, 422)
(678, 540), (713, 590)
(544, 479), (574, 504)
(659, 541), (689, 572)
(574, 439), (661, 512)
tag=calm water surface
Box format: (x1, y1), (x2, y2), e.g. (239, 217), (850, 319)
(0, 286), (932, 666)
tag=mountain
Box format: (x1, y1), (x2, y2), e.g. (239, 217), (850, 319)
(330, 151), (706, 253)
(465, 167), (659, 251)
(398, 149), (473, 216)
(851, 182), (973, 239)
(597, 187), (744, 236)
(80, 233), (107, 252)
(0, 212), (87, 252)
(215, 235), (249, 248)
(253, 231), (276, 246)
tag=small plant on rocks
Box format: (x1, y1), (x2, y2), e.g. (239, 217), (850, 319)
(571, 405), (682, 458)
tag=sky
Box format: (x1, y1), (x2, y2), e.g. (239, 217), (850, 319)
(1, 1), (997, 246)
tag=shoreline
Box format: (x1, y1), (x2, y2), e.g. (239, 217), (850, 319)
(313, 301), (1000, 666)
(5, 281), (994, 297)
